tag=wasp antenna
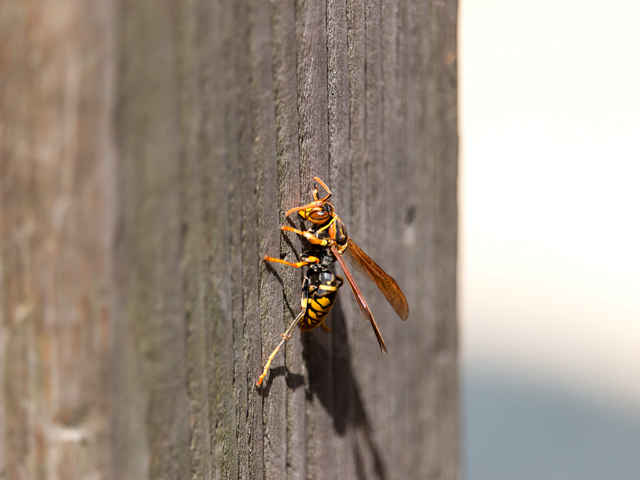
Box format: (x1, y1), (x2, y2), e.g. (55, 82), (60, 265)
(312, 176), (332, 202)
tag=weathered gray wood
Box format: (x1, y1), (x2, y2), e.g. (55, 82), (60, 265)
(1, 0), (458, 479)
(0, 2), (116, 479)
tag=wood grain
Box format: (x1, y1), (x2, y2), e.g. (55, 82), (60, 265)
(0, 0), (459, 478)
(0, 2), (116, 479)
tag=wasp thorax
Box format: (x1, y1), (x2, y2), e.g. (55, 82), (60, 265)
(319, 271), (334, 284)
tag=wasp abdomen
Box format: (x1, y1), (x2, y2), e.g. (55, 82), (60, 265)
(300, 269), (343, 330)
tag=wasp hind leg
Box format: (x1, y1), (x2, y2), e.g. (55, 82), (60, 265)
(256, 310), (305, 388)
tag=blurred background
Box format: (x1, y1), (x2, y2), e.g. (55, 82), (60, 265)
(461, 1), (640, 478)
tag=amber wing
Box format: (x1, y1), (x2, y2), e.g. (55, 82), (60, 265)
(330, 245), (388, 353)
(344, 239), (409, 321)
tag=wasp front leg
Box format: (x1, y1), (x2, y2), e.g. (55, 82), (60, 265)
(263, 254), (320, 269)
(284, 200), (324, 218)
(280, 225), (329, 247)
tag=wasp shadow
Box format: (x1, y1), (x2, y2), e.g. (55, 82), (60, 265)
(263, 226), (387, 479)
(301, 299), (387, 480)
(263, 262), (299, 320)
(256, 365), (305, 397)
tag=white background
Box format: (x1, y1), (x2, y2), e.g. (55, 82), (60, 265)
(461, 1), (640, 478)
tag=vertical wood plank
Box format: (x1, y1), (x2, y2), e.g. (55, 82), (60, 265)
(249, 1), (286, 478)
(427, 1), (460, 477)
(1, 0), (458, 478)
(328, 0), (356, 476)
(114, 2), (191, 478)
(197, 1), (237, 478)
(229, 0), (264, 477)
(0, 2), (116, 479)
(177, 3), (213, 479)
(295, 2), (333, 479)
(269, 2), (306, 479)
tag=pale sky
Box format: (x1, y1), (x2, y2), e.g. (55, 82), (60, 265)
(460, 0), (640, 412)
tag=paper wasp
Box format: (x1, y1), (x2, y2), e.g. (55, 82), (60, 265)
(256, 177), (409, 387)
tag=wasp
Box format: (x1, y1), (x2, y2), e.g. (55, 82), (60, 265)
(256, 177), (409, 387)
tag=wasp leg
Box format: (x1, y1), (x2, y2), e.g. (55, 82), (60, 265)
(280, 225), (329, 246)
(284, 200), (324, 218)
(263, 255), (319, 268)
(320, 321), (332, 333)
(256, 310), (305, 387)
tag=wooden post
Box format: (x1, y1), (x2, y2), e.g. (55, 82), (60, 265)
(0, 2), (116, 479)
(1, 1), (458, 479)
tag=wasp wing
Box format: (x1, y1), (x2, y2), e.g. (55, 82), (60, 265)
(344, 239), (409, 320)
(330, 245), (388, 353)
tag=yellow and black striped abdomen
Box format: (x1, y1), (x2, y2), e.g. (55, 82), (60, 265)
(299, 268), (343, 331)
(300, 288), (336, 330)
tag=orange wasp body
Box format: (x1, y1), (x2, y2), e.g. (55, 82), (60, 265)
(256, 177), (409, 387)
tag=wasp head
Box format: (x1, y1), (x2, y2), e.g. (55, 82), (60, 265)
(284, 176), (336, 224)
(297, 200), (335, 224)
